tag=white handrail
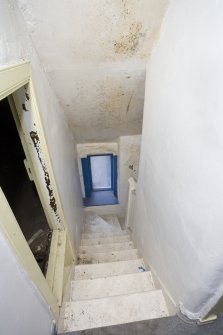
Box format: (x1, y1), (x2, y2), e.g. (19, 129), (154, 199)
(125, 177), (137, 230)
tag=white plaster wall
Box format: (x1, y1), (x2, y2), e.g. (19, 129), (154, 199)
(118, 135), (141, 216)
(17, 0), (169, 142)
(0, 0), (84, 250)
(133, 0), (223, 319)
(0, 230), (54, 335)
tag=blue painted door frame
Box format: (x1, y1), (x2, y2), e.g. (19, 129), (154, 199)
(113, 155), (118, 197)
(81, 154), (118, 198)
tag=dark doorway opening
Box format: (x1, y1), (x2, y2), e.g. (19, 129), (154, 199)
(81, 154), (119, 206)
(0, 97), (52, 275)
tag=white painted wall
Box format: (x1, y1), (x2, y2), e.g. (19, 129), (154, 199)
(118, 135), (141, 216)
(0, 230), (54, 335)
(0, 0), (84, 250)
(133, 0), (223, 319)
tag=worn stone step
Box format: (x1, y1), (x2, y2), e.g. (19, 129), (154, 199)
(62, 290), (169, 331)
(74, 259), (146, 280)
(71, 271), (155, 301)
(78, 249), (139, 264)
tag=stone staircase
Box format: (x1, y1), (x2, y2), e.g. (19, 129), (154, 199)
(59, 213), (170, 333)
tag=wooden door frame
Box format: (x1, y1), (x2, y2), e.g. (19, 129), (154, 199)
(0, 61), (73, 318)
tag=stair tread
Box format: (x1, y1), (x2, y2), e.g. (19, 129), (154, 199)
(74, 259), (146, 280)
(71, 271), (155, 301)
(84, 224), (122, 234)
(78, 249), (139, 264)
(81, 235), (131, 246)
(63, 290), (169, 331)
(79, 241), (134, 254)
(101, 215), (121, 229)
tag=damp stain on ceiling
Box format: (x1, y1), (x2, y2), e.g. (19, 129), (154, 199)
(17, 0), (169, 142)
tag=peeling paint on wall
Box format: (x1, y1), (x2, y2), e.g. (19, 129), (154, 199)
(30, 131), (61, 223)
(22, 103), (28, 112)
(113, 22), (146, 55)
(25, 92), (30, 100)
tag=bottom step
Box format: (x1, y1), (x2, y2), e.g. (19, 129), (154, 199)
(62, 290), (169, 332)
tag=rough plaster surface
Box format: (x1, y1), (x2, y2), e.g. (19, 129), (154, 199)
(16, 0), (169, 142)
(133, 0), (223, 319)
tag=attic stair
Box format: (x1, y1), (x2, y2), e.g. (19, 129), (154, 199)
(58, 213), (170, 332)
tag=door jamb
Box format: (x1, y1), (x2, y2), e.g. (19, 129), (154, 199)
(0, 61), (74, 317)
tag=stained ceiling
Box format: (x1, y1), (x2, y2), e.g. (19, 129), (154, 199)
(17, 0), (169, 142)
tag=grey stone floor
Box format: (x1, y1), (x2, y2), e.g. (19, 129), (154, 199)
(61, 314), (223, 335)
(83, 190), (119, 206)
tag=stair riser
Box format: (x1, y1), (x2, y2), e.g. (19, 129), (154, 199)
(78, 249), (139, 264)
(81, 235), (131, 246)
(79, 242), (134, 254)
(74, 259), (146, 280)
(84, 226), (122, 234)
(82, 231), (128, 239)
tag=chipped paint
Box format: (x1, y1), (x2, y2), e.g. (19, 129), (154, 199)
(30, 131), (61, 223)
(25, 92), (30, 100)
(22, 103), (28, 112)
